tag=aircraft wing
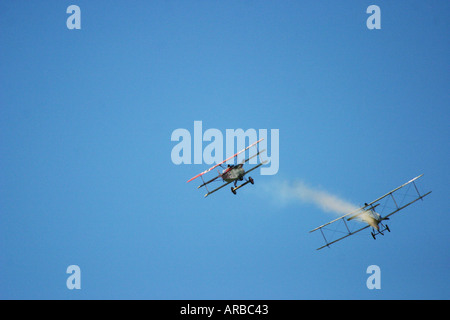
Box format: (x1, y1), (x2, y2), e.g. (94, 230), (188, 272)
(383, 190), (431, 219)
(244, 160), (268, 175)
(360, 174), (429, 210)
(197, 173), (222, 189)
(314, 225), (370, 251)
(309, 174), (431, 250)
(204, 181), (233, 198)
(241, 148), (266, 164)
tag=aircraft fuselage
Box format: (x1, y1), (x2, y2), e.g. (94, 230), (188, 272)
(222, 165), (245, 182)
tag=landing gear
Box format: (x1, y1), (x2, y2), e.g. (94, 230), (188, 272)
(230, 177), (255, 195)
(371, 224), (390, 240)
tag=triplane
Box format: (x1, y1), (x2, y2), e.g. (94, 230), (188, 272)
(309, 174), (431, 250)
(187, 138), (267, 197)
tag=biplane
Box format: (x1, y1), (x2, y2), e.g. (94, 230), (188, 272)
(187, 138), (267, 197)
(309, 174), (432, 250)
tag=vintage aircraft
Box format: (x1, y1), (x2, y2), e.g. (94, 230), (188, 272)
(309, 174), (432, 250)
(187, 138), (267, 197)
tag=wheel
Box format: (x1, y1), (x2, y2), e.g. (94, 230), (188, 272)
(371, 232), (376, 240)
(249, 177), (254, 184)
(231, 187), (236, 195)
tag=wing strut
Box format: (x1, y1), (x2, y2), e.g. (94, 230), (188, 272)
(200, 175), (210, 194)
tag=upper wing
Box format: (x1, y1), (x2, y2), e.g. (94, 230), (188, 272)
(244, 160), (268, 175)
(361, 174), (428, 209)
(309, 207), (365, 234)
(241, 148), (266, 164)
(383, 190), (431, 219)
(309, 174), (431, 250)
(187, 138), (264, 183)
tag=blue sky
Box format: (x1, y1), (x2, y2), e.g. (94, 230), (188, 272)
(0, 1), (448, 299)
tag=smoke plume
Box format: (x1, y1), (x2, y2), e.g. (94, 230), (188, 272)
(276, 180), (359, 216)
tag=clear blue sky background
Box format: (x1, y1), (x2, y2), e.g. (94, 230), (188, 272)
(1, 1), (448, 299)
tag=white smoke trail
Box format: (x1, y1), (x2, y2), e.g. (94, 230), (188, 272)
(275, 180), (359, 216)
